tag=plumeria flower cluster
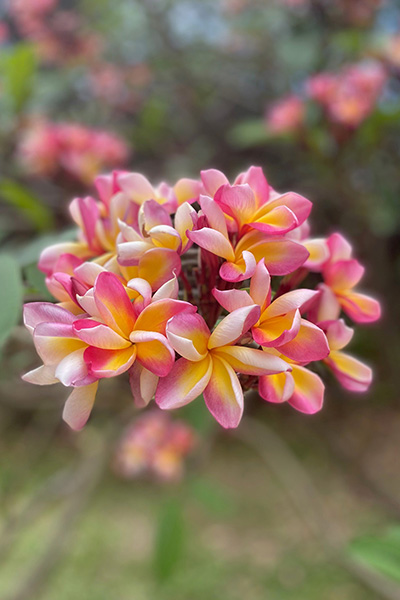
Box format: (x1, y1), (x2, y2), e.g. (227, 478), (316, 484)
(18, 120), (129, 185)
(23, 166), (380, 430)
(265, 60), (387, 136)
(113, 410), (197, 482)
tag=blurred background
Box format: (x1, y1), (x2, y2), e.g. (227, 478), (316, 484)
(0, 1), (400, 598)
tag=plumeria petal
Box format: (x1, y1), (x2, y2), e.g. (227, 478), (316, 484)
(94, 272), (136, 337)
(265, 192), (312, 226)
(250, 205), (298, 235)
(73, 319), (131, 349)
(304, 238), (329, 271)
(249, 259), (271, 310)
(129, 330), (175, 377)
(166, 312), (210, 361)
(278, 319), (330, 362)
(258, 371), (295, 404)
(200, 169), (229, 196)
(253, 309), (301, 347)
(174, 202), (198, 252)
(55, 348), (92, 386)
(288, 365), (324, 414)
(338, 292), (381, 323)
(135, 298), (195, 334)
(319, 319), (354, 351)
(152, 274), (179, 301)
(325, 351), (372, 392)
(215, 184), (257, 231)
(22, 365), (58, 385)
(324, 259), (365, 291)
(23, 302), (76, 334)
(129, 362), (158, 408)
(62, 382), (99, 431)
(212, 288), (254, 312)
(264, 289), (319, 318)
(156, 356), (212, 409)
(212, 346), (290, 376)
(203, 356), (243, 428)
(219, 249), (257, 282)
(84, 345), (136, 378)
(199, 195), (229, 236)
(208, 305), (260, 349)
(39, 242), (93, 275)
(188, 228), (235, 262)
(138, 248), (182, 290)
(234, 166), (269, 207)
(117, 172), (155, 204)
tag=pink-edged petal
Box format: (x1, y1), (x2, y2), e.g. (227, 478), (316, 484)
(70, 196), (100, 250)
(324, 259), (365, 291)
(212, 288), (253, 312)
(234, 166), (269, 207)
(203, 356), (243, 429)
(152, 274), (179, 301)
(117, 172), (155, 204)
(309, 284), (341, 322)
(117, 239), (153, 264)
(212, 345), (290, 376)
(253, 309), (301, 348)
(318, 319), (353, 351)
(303, 238), (329, 271)
(250, 205), (298, 235)
(338, 291), (381, 323)
(55, 348), (92, 386)
(74, 262), (106, 286)
(84, 345), (136, 378)
(188, 227), (234, 262)
(249, 259), (271, 311)
(199, 195), (229, 236)
(215, 183), (257, 230)
(135, 298), (196, 335)
(23, 302), (76, 333)
(264, 289), (319, 318)
(325, 351), (372, 392)
(138, 247), (182, 290)
(174, 202), (198, 252)
(73, 319), (131, 349)
(130, 330), (175, 377)
(200, 169), (229, 196)
(173, 178), (201, 206)
(129, 362), (158, 408)
(22, 364), (58, 385)
(76, 289), (98, 317)
(38, 242), (92, 275)
(156, 356), (212, 409)
(265, 192), (312, 226)
(208, 305), (260, 349)
(258, 371), (295, 404)
(327, 233), (353, 262)
(127, 277), (152, 305)
(149, 225), (182, 252)
(288, 365), (324, 414)
(62, 382), (99, 431)
(94, 271), (136, 337)
(219, 250), (257, 282)
(166, 312), (210, 361)
(139, 199), (172, 231)
(33, 330), (86, 365)
(278, 319), (330, 363)
(244, 238), (310, 276)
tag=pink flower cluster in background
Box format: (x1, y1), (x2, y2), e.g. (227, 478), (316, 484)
(113, 411), (197, 482)
(17, 120), (129, 184)
(265, 60), (387, 136)
(22, 166), (380, 431)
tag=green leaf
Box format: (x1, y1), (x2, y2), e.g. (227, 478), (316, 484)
(153, 498), (185, 583)
(0, 180), (54, 232)
(24, 263), (53, 300)
(190, 477), (235, 517)
(11, 227), (76, 267)
(349, 526), (400, 583)
(2, 44), (36, 113)
(0, 255), (23, 349)
(227, 119), (271, 149)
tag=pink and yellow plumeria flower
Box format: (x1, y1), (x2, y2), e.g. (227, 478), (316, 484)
(115, 171), (201, 213)
(258, 351), (325, 414)
(315, 233), (381, 323)
(201, 165), (312, 237)
(156, 306), (290, 428)
(213, 260), (330, 362)
(320, 319), (372, 392)
(189, 195), (309, 282)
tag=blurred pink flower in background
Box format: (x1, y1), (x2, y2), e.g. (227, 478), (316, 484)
(0, 20), (10, 44)
(306, 61), (387, 127)
(88, 62), (152, 111)
(113, 411), (197, 482)
(265, 95), (306, 135)
(18, 120), (129, 184)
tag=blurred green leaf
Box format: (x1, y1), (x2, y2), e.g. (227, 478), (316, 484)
(2, 44), (36, 113)
(153, 498), (185, 583)
(0, 180), (54, 232)
(349, 526), (400, 583)
(179, 395), (215, 435)
(190, 477), (235, 517)
(12, 228), (76, 267)
(228, 119), (271, 148)
(24, 263), (53, 300)
(0, 255), (23, 349)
